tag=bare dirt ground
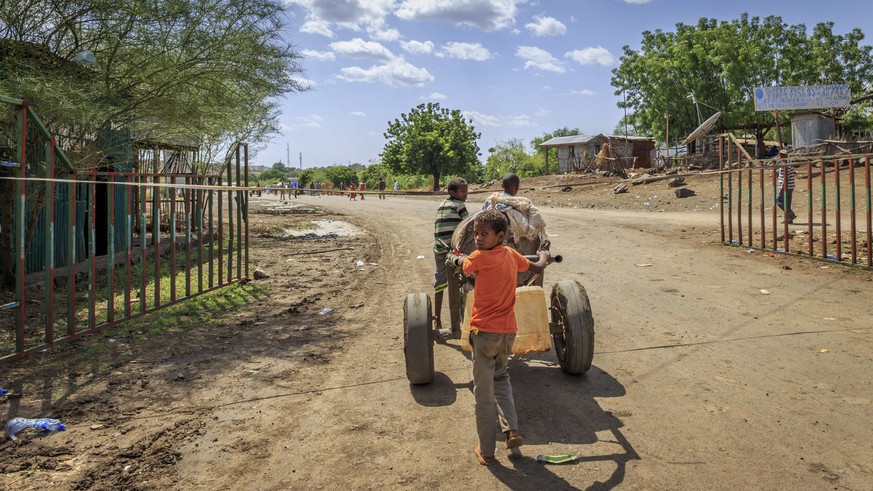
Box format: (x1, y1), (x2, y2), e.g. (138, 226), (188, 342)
(2, 172), (872, 490)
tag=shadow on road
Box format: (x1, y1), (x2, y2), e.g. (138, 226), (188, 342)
(497, 357), (638, 490)
(409, 372), (471, 407)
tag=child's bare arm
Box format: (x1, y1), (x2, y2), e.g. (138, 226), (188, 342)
(527, 250), (551, 274)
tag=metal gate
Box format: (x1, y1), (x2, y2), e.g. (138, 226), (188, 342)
(0, 97), (250, 363)
(718, 134), (871, 268)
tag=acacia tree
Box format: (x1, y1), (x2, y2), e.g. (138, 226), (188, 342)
(381, 103), (481, 191)
(0, 0), (306, 165)
(611, 14), (873, 151)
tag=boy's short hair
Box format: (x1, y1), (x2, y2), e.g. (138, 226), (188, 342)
(502, 173), (520, 189)
(447, 178), (468, 192)
(475, 209), (508, 235)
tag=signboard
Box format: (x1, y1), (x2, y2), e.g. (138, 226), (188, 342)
(753, 85), (851, 111)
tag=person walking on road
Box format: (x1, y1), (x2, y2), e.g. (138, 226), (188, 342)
(776, 149), (796, 224)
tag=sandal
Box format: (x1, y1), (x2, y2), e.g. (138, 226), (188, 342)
(475, 446), (497, 466)
(505, 431), (524, 450)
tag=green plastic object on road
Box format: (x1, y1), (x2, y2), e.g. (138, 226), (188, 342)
(536, 454), (578, 464)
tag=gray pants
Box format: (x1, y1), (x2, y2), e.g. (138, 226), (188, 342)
(471, 331), (518, 456)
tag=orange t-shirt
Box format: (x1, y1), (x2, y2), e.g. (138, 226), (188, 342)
(462, 245), (530, 334)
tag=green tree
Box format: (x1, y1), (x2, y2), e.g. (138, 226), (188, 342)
(324, 165), (359, 187)
(381, 102), (481, 192)
(484, 139), (539, 180)
(360, 163), (391, 188)
(258, 168), (287, 182)
(611, 14), (873, 153)
(530, 127), (579, 174)
(0, 0), (306, 167)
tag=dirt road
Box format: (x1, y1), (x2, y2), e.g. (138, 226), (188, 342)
(2, 189), (872, 490)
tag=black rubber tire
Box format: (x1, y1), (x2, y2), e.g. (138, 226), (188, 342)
(404, 293), (434, 384)
(550, 280), (594, 375)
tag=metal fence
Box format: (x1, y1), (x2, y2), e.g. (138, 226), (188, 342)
(0, 97), (250, 363)
(719, 134), (872, 269)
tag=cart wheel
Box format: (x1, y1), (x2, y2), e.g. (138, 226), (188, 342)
(550, 280), (594, 375)
(404, 293), (434, 384)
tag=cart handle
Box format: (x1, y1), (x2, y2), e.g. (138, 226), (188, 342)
(523, 254), (562, 263)
(448, 252), (562, 267)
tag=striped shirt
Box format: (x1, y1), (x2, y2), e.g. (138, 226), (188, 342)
(777, 163), (795, 190)
(434, 197), (468, 253)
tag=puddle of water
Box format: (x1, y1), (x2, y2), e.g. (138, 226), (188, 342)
(284, 220), (361, 238)
(267, 202), (310, 212)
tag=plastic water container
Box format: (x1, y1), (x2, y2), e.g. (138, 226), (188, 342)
(512, 286), (552, 355)
(461, 286), (552, 355)
(5, 417), (66, 440)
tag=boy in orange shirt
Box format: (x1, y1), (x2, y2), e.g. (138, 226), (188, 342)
(458, 209), (550, 466)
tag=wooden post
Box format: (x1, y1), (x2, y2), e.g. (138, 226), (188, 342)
(772, 110), (784, 148)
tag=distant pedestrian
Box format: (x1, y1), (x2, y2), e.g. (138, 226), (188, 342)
(394, 180), (399, 192)
(348, 184), (357, 201)
(378, 177), (386, 199)
(775, 149), (796, 224)
(359, 181), (366, 200)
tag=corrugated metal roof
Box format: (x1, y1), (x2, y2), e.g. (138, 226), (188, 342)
(605, 134), (656, 142)
(538, 134), (605, 147)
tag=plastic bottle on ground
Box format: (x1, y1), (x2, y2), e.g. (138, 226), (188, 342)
(536, 453), (579, 464)
(5, 417), (66, 440)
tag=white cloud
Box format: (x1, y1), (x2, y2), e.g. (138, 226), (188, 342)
(401, 39), (436, 56)
(535, 108), (551, 117)
(421, 92), (448, 100)
(350, 111), (367, 116)
(300, 19), (334, 37)
(570, 89), (595, 96)
(463, 110), (535, 128)
(291, 0), (395, 36)
(565, 47), (615, 66)
(289, 114), (324, 130)
(525, 15), (566, 36)
(301, 49), (335, 62)
(402, 40), (491, 61)
(441, 42), (491, 61)
(330, 38), (394, 60)
(338, 58), (434, 87)
(370, 27), (401, 41)
(516, 46), (564, 73)
(395, 0), (523, 32)
(624, 0), (652, 3)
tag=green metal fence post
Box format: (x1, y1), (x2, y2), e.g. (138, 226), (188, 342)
(44, 141), (55, 344)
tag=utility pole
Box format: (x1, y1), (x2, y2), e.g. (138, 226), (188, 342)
(665, 111), (670, 160)
(299, 152), (302, 169)
(286, 143), (290, 167)
(690, 91), (702, 126)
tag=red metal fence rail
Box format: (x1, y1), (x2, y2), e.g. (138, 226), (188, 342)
(718, 134), (872, 269)
(0, 98), (251, 364)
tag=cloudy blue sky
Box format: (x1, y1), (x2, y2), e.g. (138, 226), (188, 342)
(262, 0), (873, 168)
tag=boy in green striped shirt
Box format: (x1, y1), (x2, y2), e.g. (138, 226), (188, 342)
(433, 178), (469, 329)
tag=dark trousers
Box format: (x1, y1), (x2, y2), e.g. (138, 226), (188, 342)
(776, 189), (794, 217)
